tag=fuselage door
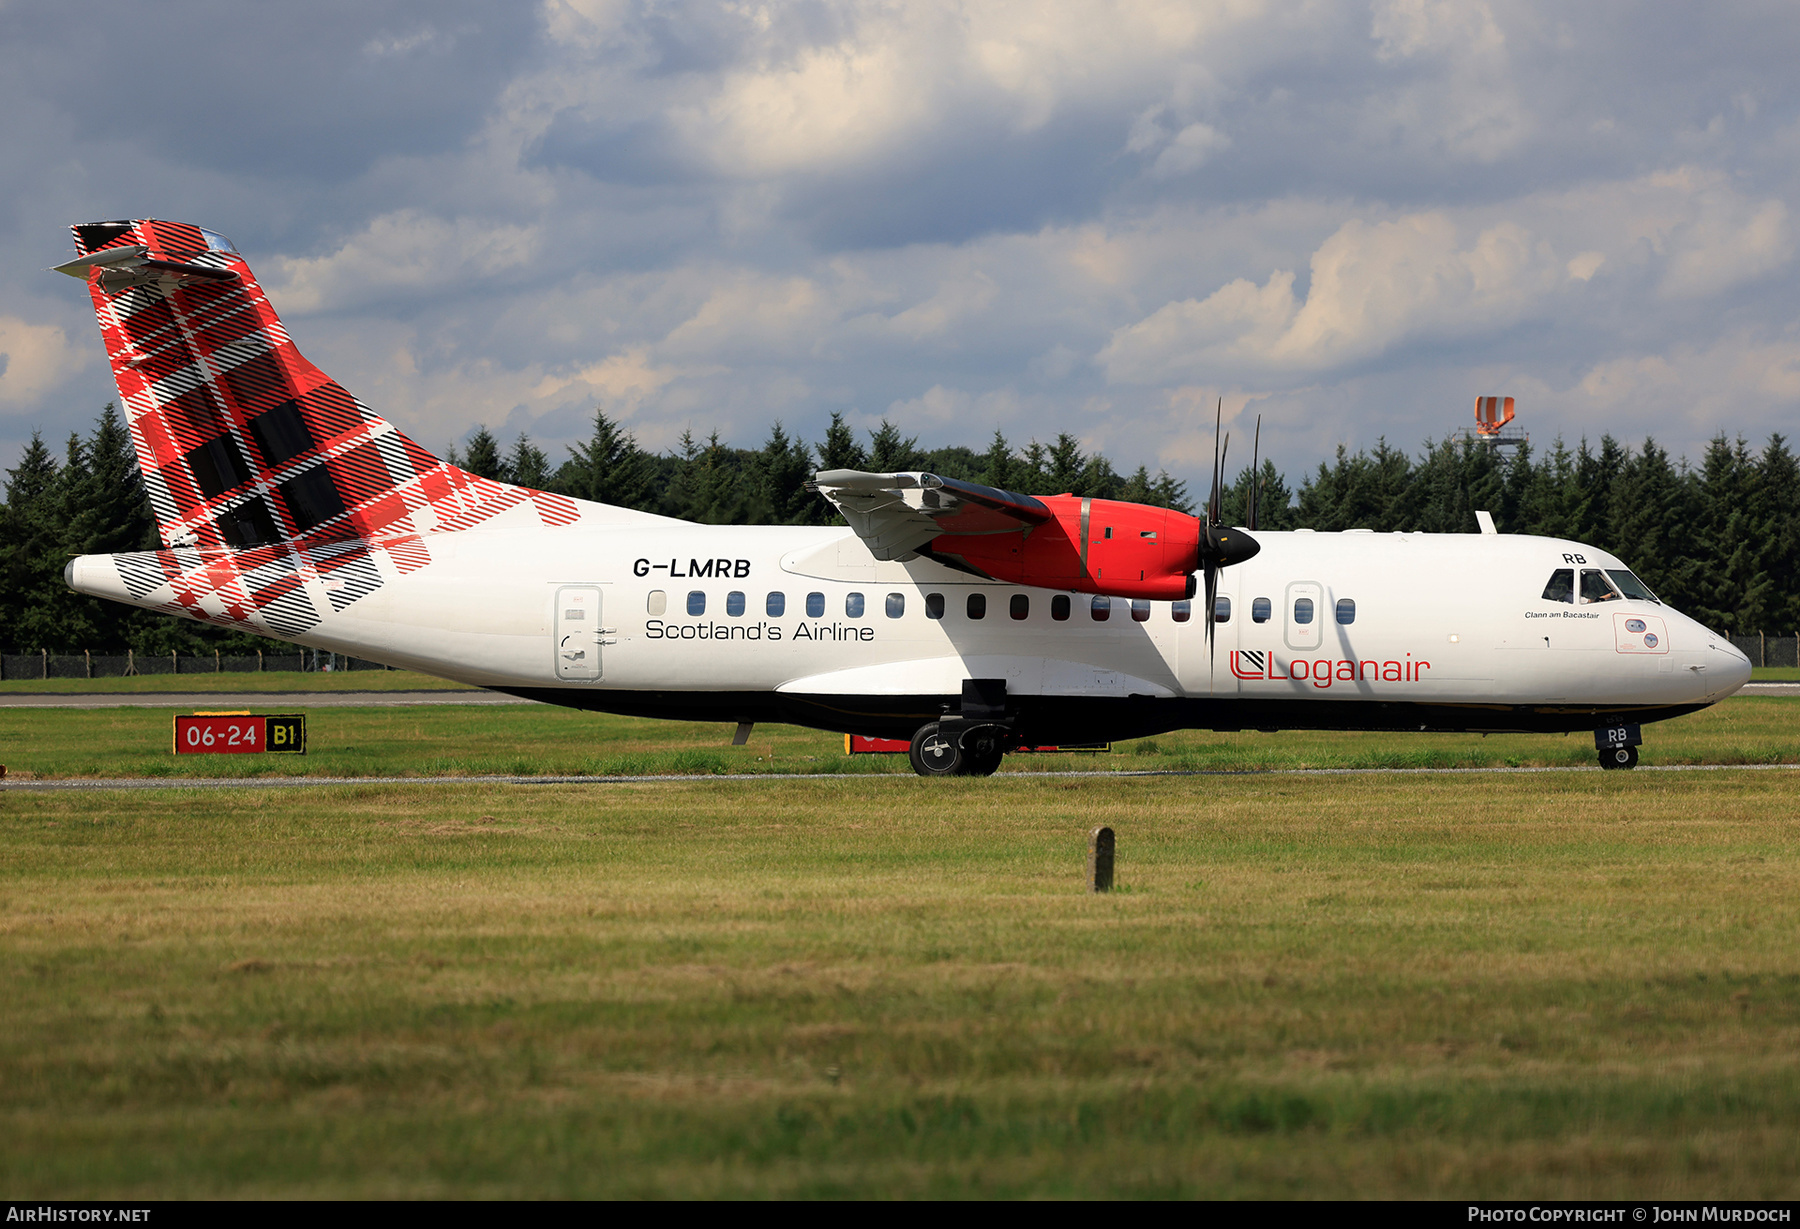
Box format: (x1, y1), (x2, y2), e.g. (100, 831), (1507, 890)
(555, 586), (603, 681)
(1284, 581), (1324, 654)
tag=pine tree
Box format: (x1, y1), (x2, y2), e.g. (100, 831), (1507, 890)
(758, 422), (815, 524)
(65, 405), (156, 648)
(1606, 438), (1695, 608)
(460, 427), (503, 480)
(980, 431), (1016, 490)
(0, 434), (61, 650)
(559, 410), (649, 508)
(867, 420), (922, 472)
(815, 412), (867, 473)
(504, 434), (551, 490)
(1753, 434), (1800, 633)
(1046, 434), (1087, 493)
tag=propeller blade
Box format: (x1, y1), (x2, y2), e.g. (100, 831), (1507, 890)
(1208, 398), (1223, 525)
(1204, 560), (1219, 670)
(1249, 414), (1261, 532)
(1219, 432), (1229, 512)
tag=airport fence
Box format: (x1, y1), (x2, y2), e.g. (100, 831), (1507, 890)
(1727, 634), (1798, 668)
(0, 650), (394, 680)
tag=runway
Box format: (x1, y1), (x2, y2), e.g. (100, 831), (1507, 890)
(0, 689), (532, 709)
(3, 762), (1795, 791)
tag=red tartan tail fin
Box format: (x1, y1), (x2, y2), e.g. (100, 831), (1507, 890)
(61, 219), (575, 552)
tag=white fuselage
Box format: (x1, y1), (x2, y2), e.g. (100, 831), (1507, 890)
(70, 506), (1752, 742)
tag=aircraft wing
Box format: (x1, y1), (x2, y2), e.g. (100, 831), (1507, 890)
(810, 470), (1052, 561)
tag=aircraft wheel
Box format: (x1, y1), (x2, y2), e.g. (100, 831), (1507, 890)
(1598, 745), (1639, 771)
(959, 729), (1005, 778)
(909, 723), (963, 777)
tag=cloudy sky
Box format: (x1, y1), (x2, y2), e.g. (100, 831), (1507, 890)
(2, 0), (1796, 490)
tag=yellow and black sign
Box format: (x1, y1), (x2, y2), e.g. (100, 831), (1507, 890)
(267, 714), (306, 754)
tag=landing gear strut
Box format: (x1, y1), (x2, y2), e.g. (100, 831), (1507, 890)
(1595, 722), (1642, 771)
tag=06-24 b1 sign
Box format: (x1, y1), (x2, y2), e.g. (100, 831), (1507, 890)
(173, 713), (306, 755)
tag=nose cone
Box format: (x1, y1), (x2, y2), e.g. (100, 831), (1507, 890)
(1203, 524), (1261, 567)
(1710, 636), (1753, 698)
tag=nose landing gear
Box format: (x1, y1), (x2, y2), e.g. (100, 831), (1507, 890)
(1595, 722), (1642, 771)
(1599, 745), (1640, 771)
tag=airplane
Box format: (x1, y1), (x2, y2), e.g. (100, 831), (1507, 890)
(53, 218), (1753, 775)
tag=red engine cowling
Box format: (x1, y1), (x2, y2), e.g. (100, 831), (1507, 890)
(927, 495), (1202, 600)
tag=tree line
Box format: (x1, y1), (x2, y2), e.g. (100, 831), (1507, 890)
(3, 405), (1796, 653)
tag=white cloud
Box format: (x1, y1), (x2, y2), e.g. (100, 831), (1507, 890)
(1660, 198), (1793, 299)
(0, 317), (86, 406)
(1099, 211), (1562, 381)
(269, 211), (541, 314)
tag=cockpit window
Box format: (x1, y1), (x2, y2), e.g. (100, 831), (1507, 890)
(1579, 569), (1620, 604)
(1541, 569), (1574, 604)
(1606, 569), (1660, 603)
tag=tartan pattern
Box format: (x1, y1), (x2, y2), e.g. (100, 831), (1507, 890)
(71, 219), (579, 639)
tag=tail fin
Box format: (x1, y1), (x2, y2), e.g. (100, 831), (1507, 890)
(59, 218), (577, 552)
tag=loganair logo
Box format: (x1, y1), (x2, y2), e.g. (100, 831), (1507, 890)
(1230, 650), (1432, 688)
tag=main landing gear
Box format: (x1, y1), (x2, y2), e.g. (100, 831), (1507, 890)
(1595, 722), (1643, 771)
(908, 722), (1006, 777)
(908, 678), (1013, 778)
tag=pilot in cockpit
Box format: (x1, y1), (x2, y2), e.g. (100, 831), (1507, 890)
(1579, 569), (1621, 603)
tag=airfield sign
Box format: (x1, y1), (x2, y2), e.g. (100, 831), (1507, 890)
(174, 712), (306, 755)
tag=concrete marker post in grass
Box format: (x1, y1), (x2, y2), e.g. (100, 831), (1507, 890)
(1088, 826), (1115, 893)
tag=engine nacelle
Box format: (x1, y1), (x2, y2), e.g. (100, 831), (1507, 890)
(928, 495), (1203, 600)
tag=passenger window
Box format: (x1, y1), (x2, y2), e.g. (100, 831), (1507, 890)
(647, 590), (667, 615)
(766, 591), (785, 617)
(806, 592), (825, 617)
(726, 591), (745, 617)
(1091, 595), (1111, 621)
(1103, 527), (1114, 539)
(1252, 597), (1271, 623)
(886, 592), (905, 618)
(926, 593), (945, 619)
(1213, 596), (1230, 623)
(846, 592), (865, 618)
(1541, 569), (1574, 604)
(1336, 598), (1355, 624)
(967, 593), (986, 620)
(1293, 597), (1313, 625)
(1052, 594), (1071, 621)
(687, 591), (706, 616)
(1011, 594), (1029, 620)
(1131, 599), (1151, 623)
(1580, 569), (1620, 604)
(1171, 599), (1191, 623)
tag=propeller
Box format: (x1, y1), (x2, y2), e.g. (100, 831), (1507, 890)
(1248, 414), (1261, 532)
(1198, 399), (1262, 667)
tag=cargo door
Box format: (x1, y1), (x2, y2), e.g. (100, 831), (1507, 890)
(555, 586), (603, 681)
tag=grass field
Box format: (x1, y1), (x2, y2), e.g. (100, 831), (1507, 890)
(4, 771), (1799, 1197)
(2, 694), (1794, 780)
